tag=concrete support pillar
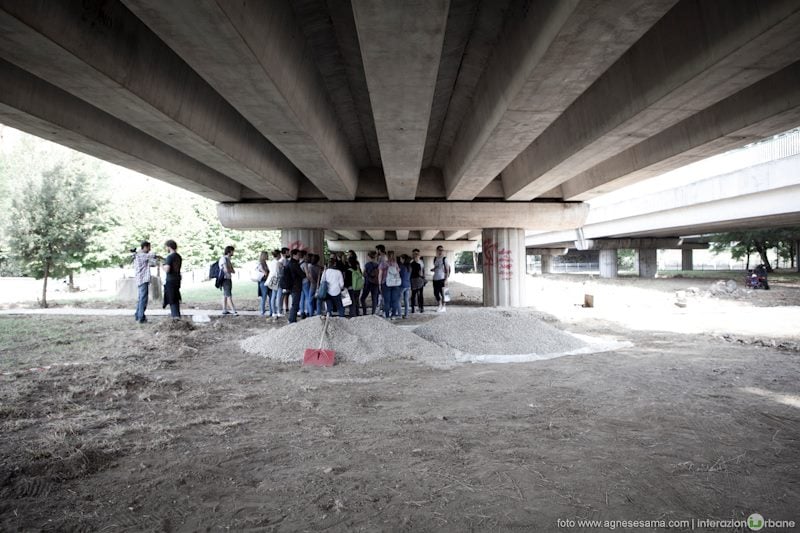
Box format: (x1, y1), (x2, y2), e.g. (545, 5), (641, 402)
(599, 249), (618, 278)
(795, 239), (799, 272)
(355, 251), (368, 268)
(540, 254), (554, 274)
(681, 248), (694, 271)
(482, 228), (526, 307)
(423, 255), (435, 277)
(281, 229), (324, 256)
(636, 248), (658, 278)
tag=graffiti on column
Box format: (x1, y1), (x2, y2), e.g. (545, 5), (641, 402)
(498, 248), (513, 280)
(482, 238), (497, 268)
(288, 240), (307, 252)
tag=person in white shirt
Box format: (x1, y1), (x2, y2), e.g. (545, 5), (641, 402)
(132, 240), (161, 323)
(266, 249), (283, 318)
(322, 255), (345, 317)
(431, 245), (450, 312)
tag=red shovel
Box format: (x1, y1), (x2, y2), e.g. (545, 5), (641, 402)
(303, 315), (335, 367)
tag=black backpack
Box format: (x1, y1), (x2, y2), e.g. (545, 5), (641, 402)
(279, 262), (293, 290)
(209, 261), (224, 289)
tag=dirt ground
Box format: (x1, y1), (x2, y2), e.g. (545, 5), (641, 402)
(1, 276), (799, 531)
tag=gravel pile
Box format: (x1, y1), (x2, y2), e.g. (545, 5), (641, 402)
(241, 315), (454, 365)
(413, 309), (587, 355)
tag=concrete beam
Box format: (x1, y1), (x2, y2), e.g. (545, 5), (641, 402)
(443, 230), (470, 241)
(123, 0), (358, 200)
(328, 240), (477, 254)
(324, 231), (340, 242)
(218, 201), (590, 231)
(467, 230), (482, 240)
(0, 1), (301, 200)
(334, 230), (363, 241)
(0, 59), (242, 202)
(352, 0), (449, 200)
(395, 230), (410, 241)
(578, 239), (708, 251)
(443, 0), (674, 200)
(561, 61), (800, 200)
(420, 230), (440, 241)
(528, 248), (570, 256)
(503, 0), (800, 200)
(365, 230), (386, 241)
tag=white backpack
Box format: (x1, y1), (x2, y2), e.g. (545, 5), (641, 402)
(385, 264), (401, 287)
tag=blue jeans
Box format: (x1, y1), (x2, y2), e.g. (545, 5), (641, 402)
(301, 279), (312, 316)
(258, 280), (268, 315)
(269, 285), (280, 315)
(135, 282), (148, 322)
(360, 282), (379, 315)
(288, 288), (303, 323)
(326, 293), (345, 317)
(383, 285), (401, 318)
(401, 287), (410, 317)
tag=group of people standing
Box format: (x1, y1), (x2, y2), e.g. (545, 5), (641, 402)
(131, 241), (451, 324)
(250, 244), (451, 323)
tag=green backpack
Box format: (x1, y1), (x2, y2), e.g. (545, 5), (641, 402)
(350, 268), (365, 291)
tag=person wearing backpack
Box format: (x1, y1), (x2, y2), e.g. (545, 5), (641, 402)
(266, 249), (283, 319)
(322, 255), (346, 317)
(399, 254), (412, 319)
(219, 245), (238, 316)
(286, 249), (305, 323)
(431, 245), (451, 312)
(379, 250), (402, 320)
(345, 255), (363, 318)
(410, 248), (425, 313)
(305, 254), (321, 317)
(360, 251), (380, 315)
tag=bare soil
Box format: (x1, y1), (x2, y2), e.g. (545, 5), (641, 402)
(1, 277), (799, 531)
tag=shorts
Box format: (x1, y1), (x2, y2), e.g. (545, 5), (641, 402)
(222, 278), (233, 297)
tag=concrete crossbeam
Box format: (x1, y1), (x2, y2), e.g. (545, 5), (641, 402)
(395, 230), (410, 241)
(503, 0), (800, 200)
(0, 1), (301, 200)
(352, 0), (449, 200)
(218, 202), (589, 231)
(560, 61), (800, 200)
(420, 230), (440, 241)
(123, 0), (358, 200)
(578, 239), (708, 251)
(443, 230), (470, 241)
(0, 59), (242, 202)
(365, 230), (386, 241)
(443, 0), (673, 200)
(334, 230), (363, 241)
(328, 240), (477, 254)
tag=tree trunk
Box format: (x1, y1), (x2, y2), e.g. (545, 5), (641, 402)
(68, 271), (74, 291)
(754, 241), (773, 272)
(41, 261), (49, 308)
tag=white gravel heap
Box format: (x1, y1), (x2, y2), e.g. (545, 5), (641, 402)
(413, 309), (587, 355)
(240, 315), (454, 365)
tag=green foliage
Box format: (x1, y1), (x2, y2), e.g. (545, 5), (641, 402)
(5, 158), (111, 306)
(709, 227), (799, 272)
(105, 182), (280, 269)
(617, 249), (635, 270)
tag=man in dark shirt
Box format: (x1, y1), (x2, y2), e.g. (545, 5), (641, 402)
(287, 249), (305, 323)
(161, 239), (182, 319)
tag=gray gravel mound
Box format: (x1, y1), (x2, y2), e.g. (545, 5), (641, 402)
(241, 315), (454, 365)
(413, 309), (587, 355)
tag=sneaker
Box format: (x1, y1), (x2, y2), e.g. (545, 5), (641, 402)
(402, 315), (408, 319)
(222, 310), (232, 315)
(232, 311), (239, 316)
(440, 307), (447, 313)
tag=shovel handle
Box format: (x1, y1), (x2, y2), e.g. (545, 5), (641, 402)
(318, 315), (329, 350)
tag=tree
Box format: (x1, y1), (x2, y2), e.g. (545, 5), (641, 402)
(709, 227), (800, 272)
(6, 161), (110, 307)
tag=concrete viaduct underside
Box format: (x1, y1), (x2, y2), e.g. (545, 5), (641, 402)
(1, 0), (799, 305)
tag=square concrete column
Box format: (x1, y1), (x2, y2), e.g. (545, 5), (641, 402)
(795, 240), (799, 273)
(540, 254), (554, 274)
(681, 248), (694, 271)
(281, 229), (324, 256)
(636, 248), (658, 278)
(482, 228), (526, 307)
(599, 249), (618, 278)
